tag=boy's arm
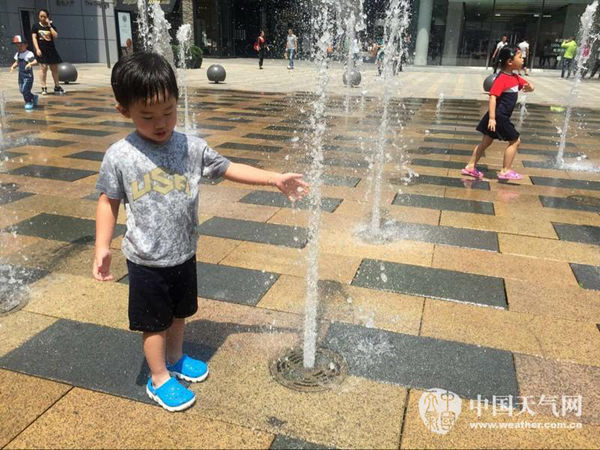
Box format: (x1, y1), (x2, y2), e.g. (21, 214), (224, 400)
(523, 78), (535, 92)
(487, 95), (497, 131)
(10, 61), (17, 72)
(223, 162), (309, 201)
(93, 194), (120, 281)
(26, 59), (38, 69)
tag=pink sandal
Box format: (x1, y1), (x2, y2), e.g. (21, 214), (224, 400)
(497, 170), (523, 180)
(461, 167), (484, 179)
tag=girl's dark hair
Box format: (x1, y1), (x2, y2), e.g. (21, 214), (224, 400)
(111, 52), (179, 108)
(38, 9), (50, 17)
(498, 46), (519, 68)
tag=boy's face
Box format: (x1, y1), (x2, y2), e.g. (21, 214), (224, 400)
(118, 95), (178, 145)
(15, 43), (28, 53)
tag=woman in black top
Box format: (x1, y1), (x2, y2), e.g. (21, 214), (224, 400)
(31, 9), (64, 95)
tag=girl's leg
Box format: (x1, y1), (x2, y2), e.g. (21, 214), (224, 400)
(40, 64), (48, 88)
(143, 331), (170, 387)
(166, 318), (185, 365)
(500, 138), (520, 174)
(465, 135), (494, 169)
(49, 64), (60, 87)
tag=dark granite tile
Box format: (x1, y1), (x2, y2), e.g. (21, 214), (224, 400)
(352, 259), (507, 308)
(55, 128), (116, 137)
(3, 213), (125, 244)
(198, 123), (235, 131)
(271, 435), (333, 449)
(216, 142), (282, 153)
(393, 193), (494, 215)
(0, 151), (25, 160)
(53, 112), (95, 119)
(225, 111), (268, 117)
(375, 220), (498, 251)
(244, 133), (293, 142)
(195, 262), (279, 305)
(552, 223), (600, 245)
(198, 217), (307, 248)
(301, 157), (369, 169)
(411, 158), (489, 171)
(0, 319), (214, 404)
(240, 190), (342, 212)
(321, 174), (361, 187)
(570, 263), (600, 291)
(519, 149), (582, 158)
(98, 120), (133, 128)
(323, 322), (517, 401)
(83, 106), (121, 113)
(28, 138), (76, 147)
(9, 118), (62, 126)
(393, 174), (490, 190)
(530, 176), (600, 191)
(424, 137), (482, 146)
(84, 191), (101, 201)
(408, 146), (472, 156)
(206, 116), (252, 123)
(7, 164), (97, 182)
(0, 264), (48, 313)
(539, 195), (600, 213)
(0, 188), (35, 205)
(65, 150), (105, 161)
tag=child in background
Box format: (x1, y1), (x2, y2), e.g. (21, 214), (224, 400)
(93, 52), (308, 412)
(10, 35), (38, 111)
(462, 47), (535, 181)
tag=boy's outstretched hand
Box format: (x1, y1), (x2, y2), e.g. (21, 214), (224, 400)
(93, 248), (113, 281)
(274, 173), (310, 202)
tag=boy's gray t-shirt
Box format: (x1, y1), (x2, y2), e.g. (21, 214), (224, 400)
(96, 131), (230, 267)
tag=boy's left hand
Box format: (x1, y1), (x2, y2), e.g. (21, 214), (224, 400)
(274, 173), (309, 202)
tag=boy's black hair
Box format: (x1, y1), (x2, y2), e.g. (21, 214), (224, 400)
(38, 8), (50, 16)
(111, 52), (179, 108)
(498, 46), (520, 68)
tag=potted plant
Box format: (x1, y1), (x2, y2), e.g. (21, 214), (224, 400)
(190, 44), (203, 68)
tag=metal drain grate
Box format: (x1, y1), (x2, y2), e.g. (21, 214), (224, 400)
(567, 195), (600, 208)
(270, 347), (347, 392)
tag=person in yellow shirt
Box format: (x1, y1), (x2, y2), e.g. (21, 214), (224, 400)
(561, 37), (577, 78)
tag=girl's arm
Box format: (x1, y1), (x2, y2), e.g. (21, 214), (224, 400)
(223, 162), (309, 201)
(93, 194), (120, 281)
(487, 95), (497, 131)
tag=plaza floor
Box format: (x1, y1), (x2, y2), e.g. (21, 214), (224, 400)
(0, 81), (599, 449)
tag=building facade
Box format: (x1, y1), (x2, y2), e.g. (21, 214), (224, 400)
(1, 0), (597, 67)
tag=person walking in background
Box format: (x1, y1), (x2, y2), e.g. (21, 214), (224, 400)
(123, 38), (134, 57)
(561, 36), (577, 78)
(255, 30), (266, 69)
(518, 37), (530, 76)
(286, 28), (297, 70)
(31, 8), (64, 95)
(491, 35), (508, 74)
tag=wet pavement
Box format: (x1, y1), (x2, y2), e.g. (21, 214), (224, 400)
(0, 86), (599, 448)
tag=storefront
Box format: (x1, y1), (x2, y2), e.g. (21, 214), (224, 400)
(412, 0), (598, 67)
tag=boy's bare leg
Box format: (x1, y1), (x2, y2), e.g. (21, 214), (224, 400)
(143, 331), (171, 387)
(465, 135), (494, 170)
(166, 318), (185, 365)
(500, 138), (520, 174)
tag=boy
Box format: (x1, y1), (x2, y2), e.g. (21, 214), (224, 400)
(93, 52), (308, 411)
(462, 47), (534, 181)
(10, 35), (38, 110)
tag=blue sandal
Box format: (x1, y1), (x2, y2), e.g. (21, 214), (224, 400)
(167, 354), (209, 383)
(146, 377), (195, 412)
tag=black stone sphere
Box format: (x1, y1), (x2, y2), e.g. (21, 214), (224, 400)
(342, 69), (361, 87)
(483, 73), (497, 92)
(57, 62), (78, 84)
(207, 64), (226, 83)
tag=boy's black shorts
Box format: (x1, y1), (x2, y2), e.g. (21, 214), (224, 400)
(127, 256), (198, 332)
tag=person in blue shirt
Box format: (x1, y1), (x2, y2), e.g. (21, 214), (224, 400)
(9, 35), (38, 110)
